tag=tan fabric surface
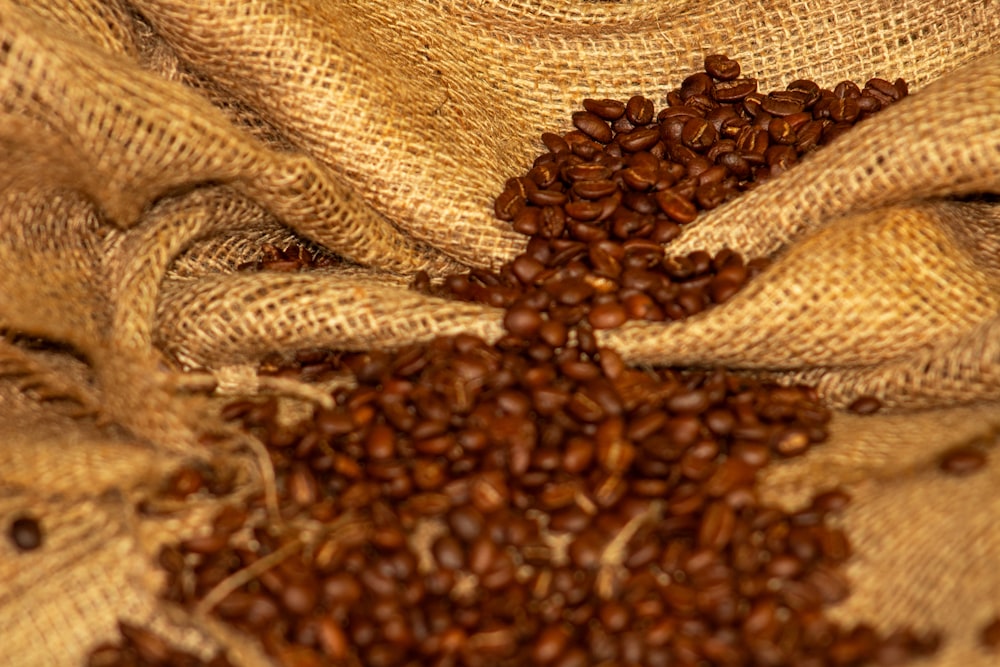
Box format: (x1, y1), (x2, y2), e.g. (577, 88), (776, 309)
(0, 1), (998, 665)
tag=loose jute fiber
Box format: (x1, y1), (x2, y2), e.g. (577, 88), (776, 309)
(0, 1), (998, 666)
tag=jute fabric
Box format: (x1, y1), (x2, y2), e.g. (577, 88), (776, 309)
(0, 1), (998, 665)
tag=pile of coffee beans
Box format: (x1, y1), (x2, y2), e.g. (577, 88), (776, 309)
(436, 54), (907, 332)
(136, 333), (945, 667)
(88, 57), (951, 667)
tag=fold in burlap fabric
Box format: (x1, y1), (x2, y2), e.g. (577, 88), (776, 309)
(0, 1), (998, 666)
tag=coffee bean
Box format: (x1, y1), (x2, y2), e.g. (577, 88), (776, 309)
(773, 427), (811, 456)
(938, 445), (987, 475)
(9, 515), (42, 552)
(583, 98), (626, 121)
(625, 95), (655, 125)
(118, 624), (172, 664)
(981, 616), (1000, 650)
(572, 111), (613, 143)
(587, 302), (627, 329)
(699, 501), (737, 551)
(712, 78), (757, 102)
(848, 395), (883, 414)
(527, 188), (568, 207)
(618, 126), (661, 152)
(654, 189), (698, 223)
(504, 304), (544, 338)
(532, 624), (571, 664)
(811, 488), (852, 514)
(704, 54), (741, 81)
(682, 117), (718, 150)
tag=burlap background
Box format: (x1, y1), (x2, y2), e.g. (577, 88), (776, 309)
(0, 1), (998, 665)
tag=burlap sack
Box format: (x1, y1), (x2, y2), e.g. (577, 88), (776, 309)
(1, 1), (998, 666)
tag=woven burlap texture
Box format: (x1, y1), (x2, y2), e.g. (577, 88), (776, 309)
(0, 1), (998, 666)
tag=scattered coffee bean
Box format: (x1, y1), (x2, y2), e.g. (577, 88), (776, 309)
(9, 515), (42, 552)
(938, 445), (987, 476)
(981, 615), (1000, 651)
(848, 395), (883, 414)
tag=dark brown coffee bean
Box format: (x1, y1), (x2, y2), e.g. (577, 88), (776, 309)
(572, 111), (613, 143)
(583, 98), (626, 120)
(865, 77), (901, 103)
(556, 199), (598, 222)
(470, 472), (509, 513)
(281, 581), (318, 616)
(666, 389), (710, 414)
(587, 302), (627, 329)
(681, 117), (718, 151)
(494, 187), (524, 221)
(618, 126), (661, 152)
(119, 624), (172, 665)
(817, 526), (852, 562)
(806, 564), (850, 604)
(531, 624), (571, 664)
(810, 488), (852, 514)
(766, 117), (796, 145)
(938, 446), (987, 475)
(432, 535), (465, 571)
(655, 189), (698, 223)
(712, 78), (757, 102)
(503, 304), (544, 339)
(526, 188), (566, 207)
(565, 163), (612, 182)
(848, 395), (883, 414)
(981, 616), (1000, 650)
(735, 126), (769, 155)
(829, 96), (861, 123)
(715, 150), (751, 179)
(699, 501), (736, 550)
(773, 427), (811, 457)
(9, 515), (42, 552)
(682, 71), (715, 97)
(625, 95), (655, 125)
(766, 90), (808, 115)
(572, 179), (618, 200)
(165, 466), (205, 498)
(181, 531), (229, 556)
(704, 54), (741, 81)
(314, 616), (350, 660)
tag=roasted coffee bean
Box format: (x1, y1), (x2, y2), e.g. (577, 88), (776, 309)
(583, 98), (626, 121)
(531, 624), (571, 664)
(618, 126), (661, 152)
(527, 188), (568, 207)
(655, 189), (698, 223)
(704, 54), (741, 81)
(761, 93), (804, 116)
(587, 302), (627, 329)
(938, 445), (987, 475)
(981, 616), (1000, 650)
(848, 395), (883, 414)
(504, 304), (544, 338)
(713, 78), (758, 102)
(682, 117), (718, 150)
(811, 488), (852, 514)
(625, 95), (655, 125)
(9, 515), (42, 552)
(572, 111), (613, 143)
